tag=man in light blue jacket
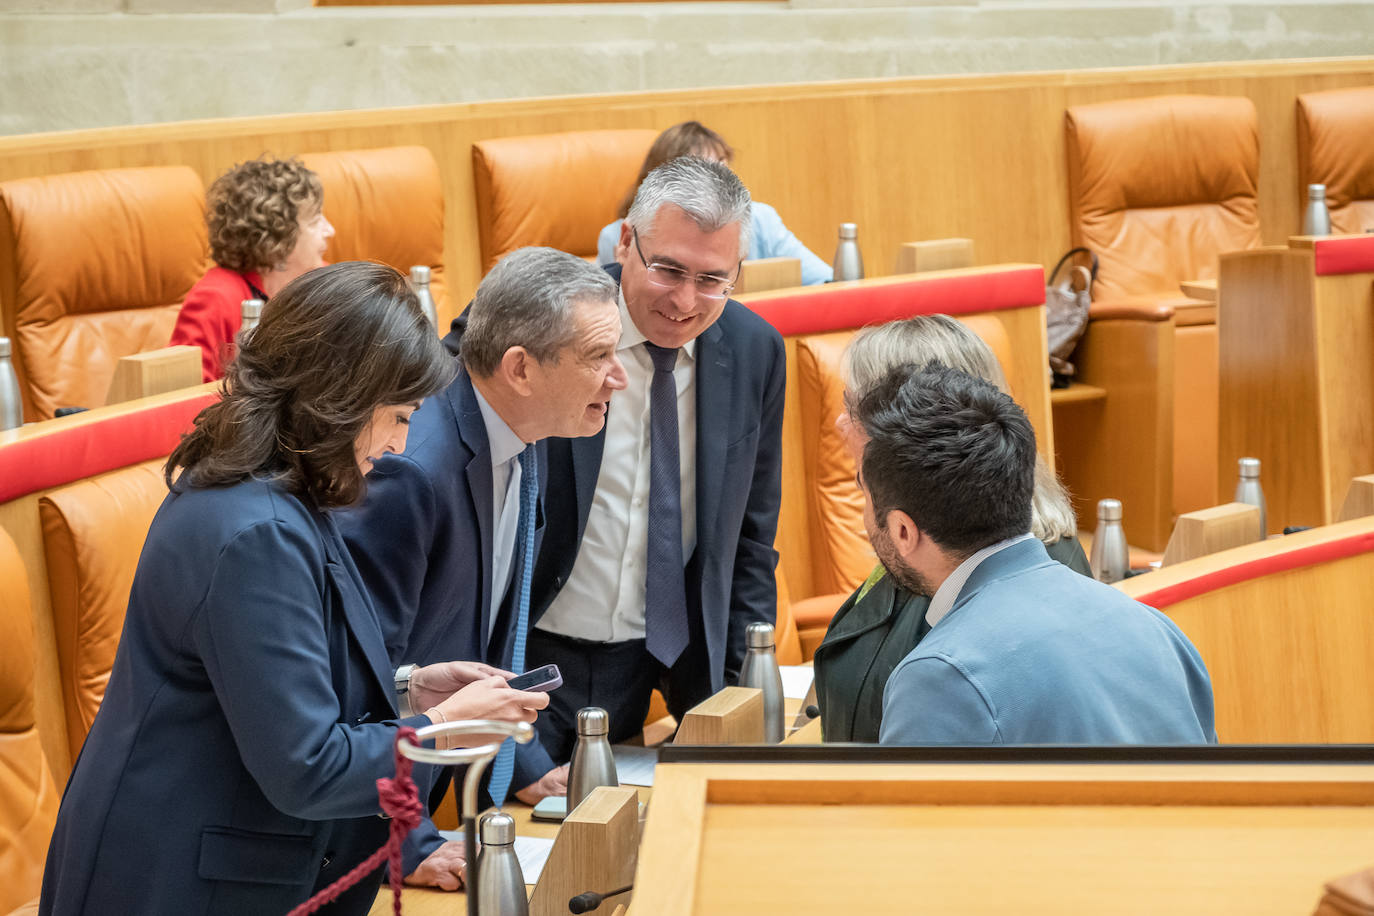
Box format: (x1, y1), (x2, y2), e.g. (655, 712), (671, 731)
(850, 364), (1216, 746)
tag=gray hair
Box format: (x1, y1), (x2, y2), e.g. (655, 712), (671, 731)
(843, 315), (1079, 543)
(462, 246), (618, 378)
(625, 156), (753, 258)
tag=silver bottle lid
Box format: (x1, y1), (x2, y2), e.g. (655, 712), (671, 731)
(0, 337), (10, 358)
(1239, 457), (1261, 479)
(410, 265), (431, 285)
(479, 811), (515, 846)
(1096, 498), (1123, 521)
(838, 222), (858, 240)
(746, 621), (775, 649)
(241, 298), (264, 319)
(576, 707), (609, 737)
(1308, 184), (1327, 201)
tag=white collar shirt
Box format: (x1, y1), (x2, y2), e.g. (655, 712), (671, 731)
(924, 533), (1035, 628)
(473, 382), (527, 636)
(535, 289), (697, 643)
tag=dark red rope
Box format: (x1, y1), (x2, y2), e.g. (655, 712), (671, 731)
(286, 726), (425, 916)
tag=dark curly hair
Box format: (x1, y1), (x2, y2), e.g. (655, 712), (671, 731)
(207, 156), (323, 273)
(166, 261), (456, 509)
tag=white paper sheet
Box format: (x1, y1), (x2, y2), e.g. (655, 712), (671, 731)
(779, 664), (816, 700)
(612, 744), (658, 787)
(438, 830), (556, 884)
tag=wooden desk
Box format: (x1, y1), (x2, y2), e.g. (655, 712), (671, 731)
(1179, 277), (1219, 302)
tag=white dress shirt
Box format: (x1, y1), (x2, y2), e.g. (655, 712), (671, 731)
(924, 533), (1035, 628)
(473, 383), (527, 637)
(535, 290), (697, 643)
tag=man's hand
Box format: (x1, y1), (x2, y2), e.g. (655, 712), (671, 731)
(515, 764), (569, 805)
(411, 661), (512, 713)
(404, 839), (467, 891)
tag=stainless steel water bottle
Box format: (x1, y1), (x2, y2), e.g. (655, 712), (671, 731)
(410, 265), (438, 328)
(738, 622), (785, 743)
(566, 707), (618, 813)
(240, 299), (264, 336)
(1302, 184), (1332, 237)
(1235, 457), (1267, 539)
(0, 337), (22, 431)
(833, 222), (864, 281)
(474, 811), (528, 916)
(1089, 498), (1129, 584)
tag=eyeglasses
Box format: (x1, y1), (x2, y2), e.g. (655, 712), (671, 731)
(632, 228), (739, 301)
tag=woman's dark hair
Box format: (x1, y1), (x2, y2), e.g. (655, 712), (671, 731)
(166, 261), (456, 509)
(616, 121), (734, 219)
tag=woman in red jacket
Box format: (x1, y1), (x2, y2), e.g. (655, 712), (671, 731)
(171, 156), (335, 380)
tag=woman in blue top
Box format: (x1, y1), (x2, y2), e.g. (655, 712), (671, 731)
(597, 121), (833, 285)
(40, 262), (549, 916)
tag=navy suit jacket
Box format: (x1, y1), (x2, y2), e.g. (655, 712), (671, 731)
(338, 364), (552, 869)
(880, 538), (1217, 746)
(40, 480), (435, 916)
(514, 263), (786, 698)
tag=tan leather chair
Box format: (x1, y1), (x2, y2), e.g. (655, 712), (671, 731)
(302, 146), (448, 318)
(39, 461), (167, 761)
(0, 166), (207, 422)
(1297, 86), (1374, 235)
(0, 527), (59, 915)
(471, 129), (658, 274)
(1066, 94), (1261, 518)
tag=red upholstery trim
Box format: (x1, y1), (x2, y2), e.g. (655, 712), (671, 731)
(742, 267), (1046, 337)
(1313, 235), (1374, 276)
(1133, 531), (1374, 609)
(0, 393), (215, 503)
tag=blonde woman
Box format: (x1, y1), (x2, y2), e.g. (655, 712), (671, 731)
(812, 315), (1090, 743)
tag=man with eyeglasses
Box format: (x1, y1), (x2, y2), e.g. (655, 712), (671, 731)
(523, 155), (786, 759)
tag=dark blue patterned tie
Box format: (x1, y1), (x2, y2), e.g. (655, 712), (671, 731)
(488, 444), (536, 807)
(643, 343), (689, 667)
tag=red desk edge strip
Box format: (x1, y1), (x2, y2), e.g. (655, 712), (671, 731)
(0, 393), (215, 503)
(1313, 235), (1374, 276)
(1132, 530), (1374, 609)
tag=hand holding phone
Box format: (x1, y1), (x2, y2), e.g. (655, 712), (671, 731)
(505, 664), (563, 692)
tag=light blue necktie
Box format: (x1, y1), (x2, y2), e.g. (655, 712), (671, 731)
(488, 444), (536, 807)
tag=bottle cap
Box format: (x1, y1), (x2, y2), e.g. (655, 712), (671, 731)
(1096, 498), (1123, 521)
(1308, 184), (1327, 200)
(576, 707), (609, 737)
(410, 265), (431, 284)
(0, 337), (10, 358)
(241, 299), (264, 319)
(479, 810), (515, 845)
(1239, 457), (1261, 478)
(746, 621), (775, 649)
(838, 222), (858, 239)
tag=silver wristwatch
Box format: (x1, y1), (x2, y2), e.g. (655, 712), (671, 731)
(394, 663), (419, 717)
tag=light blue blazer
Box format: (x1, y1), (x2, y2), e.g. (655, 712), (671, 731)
(879, 538), (1216, 746)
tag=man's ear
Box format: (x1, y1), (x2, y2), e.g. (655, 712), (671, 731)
(615, 220), (634, 265)
(885, 509), (923, 563)
(497, 346), (535, 396)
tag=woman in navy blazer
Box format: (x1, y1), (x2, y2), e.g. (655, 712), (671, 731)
(40, 262), (548, 916)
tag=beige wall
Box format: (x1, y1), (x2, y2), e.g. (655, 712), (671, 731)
(3, 1), (1374, 136)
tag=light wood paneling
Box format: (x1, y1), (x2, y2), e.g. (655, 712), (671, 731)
(673, 687), (763, 746)
(1338, 474), (1374, 521)
(2, 58), (1372, 335)
(1160, 501), (1261, 566)
(731, 258), (801, 296)
(894, 237), (975, 274)
(104, 346), (202, 405)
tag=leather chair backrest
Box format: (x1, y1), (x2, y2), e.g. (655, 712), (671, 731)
(302, 146), (449, 317)
(1065, 95), (1261, 300)
(794, 315), (1017, 595)
(0, 166), (207, 422)
(1297, 86), (1374, 235)
(471, 129), (658, 274)
(0, 526), (59, 915)
(39, 460), (167, 761)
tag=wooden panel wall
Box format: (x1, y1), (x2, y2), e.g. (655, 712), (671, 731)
(1, 59), (1371, 331)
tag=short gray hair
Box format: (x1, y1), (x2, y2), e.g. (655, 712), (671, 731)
(462, 246), (618, 378)
(625, 157), (752, 258)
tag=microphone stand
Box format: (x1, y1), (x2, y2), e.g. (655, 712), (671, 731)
(397, 719), (535, 916)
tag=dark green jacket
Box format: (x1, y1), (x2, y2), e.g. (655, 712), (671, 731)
(813, 536), (1091, 743)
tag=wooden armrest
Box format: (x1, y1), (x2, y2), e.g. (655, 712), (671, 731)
(733, 257), (802, 295)
(1088, 300), (1176, 322)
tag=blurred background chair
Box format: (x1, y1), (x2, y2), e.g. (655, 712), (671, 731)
(1297, 85), (1374, 235)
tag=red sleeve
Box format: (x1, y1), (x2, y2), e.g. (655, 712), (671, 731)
(170, 268), (249, 382)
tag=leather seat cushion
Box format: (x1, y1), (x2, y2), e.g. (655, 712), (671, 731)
(1298, 86), (1374, 235)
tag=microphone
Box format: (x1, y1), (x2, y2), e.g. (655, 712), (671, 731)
(804, 704), (820, 720)
(568, 884), (633, 913)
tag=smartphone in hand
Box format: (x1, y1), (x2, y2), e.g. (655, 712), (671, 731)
(506, 664), (562, 692)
